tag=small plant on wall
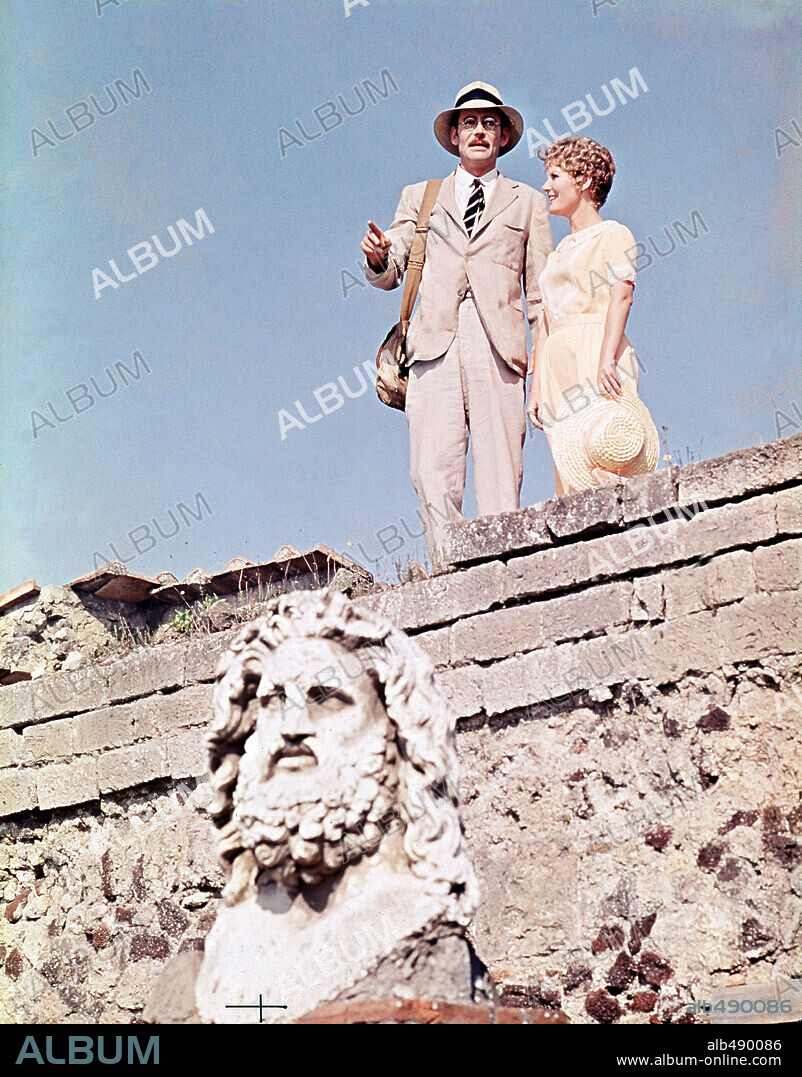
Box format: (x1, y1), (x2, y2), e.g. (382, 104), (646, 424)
(169, 593), (217, 636)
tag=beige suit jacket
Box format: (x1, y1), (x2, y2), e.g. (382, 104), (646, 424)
(365, 171), (554, 377)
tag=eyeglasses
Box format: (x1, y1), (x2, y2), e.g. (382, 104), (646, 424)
(458, 116), (500, 132)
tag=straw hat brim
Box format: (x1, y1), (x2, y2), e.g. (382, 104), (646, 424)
(545, 385), (659, 492)
(433, 104), (524, 156)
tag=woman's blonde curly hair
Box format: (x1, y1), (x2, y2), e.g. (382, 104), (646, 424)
(538, 136), (616, 208)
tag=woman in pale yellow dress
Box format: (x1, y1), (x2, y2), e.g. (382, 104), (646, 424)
(527, 137), (648, 495)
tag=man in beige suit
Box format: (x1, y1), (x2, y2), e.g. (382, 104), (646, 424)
(361, 82), (553, 568)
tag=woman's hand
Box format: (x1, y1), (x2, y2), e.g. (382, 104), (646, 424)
(526, 391), (544, 430)
(597, 355), (623, 400)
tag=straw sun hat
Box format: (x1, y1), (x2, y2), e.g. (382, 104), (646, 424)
(546, 385), (659, 492)
(433, 82), (524, 156)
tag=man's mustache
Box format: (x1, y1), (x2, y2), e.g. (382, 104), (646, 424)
(269, 738), (318, 766)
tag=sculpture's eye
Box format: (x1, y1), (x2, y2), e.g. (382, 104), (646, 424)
(308, 685), (332, 704)
(254, 688), (286, 711)
(306, 686), (354, 708)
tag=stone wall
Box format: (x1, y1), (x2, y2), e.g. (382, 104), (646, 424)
(0, 586), (151, 680)
(0, 568), (356, 681)
(1, 434), (800, 1023)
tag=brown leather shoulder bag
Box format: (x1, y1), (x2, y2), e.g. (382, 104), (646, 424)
(375, 179), (443, 410)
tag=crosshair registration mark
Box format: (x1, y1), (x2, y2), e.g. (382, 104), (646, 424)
(225, 995), (288, 1022)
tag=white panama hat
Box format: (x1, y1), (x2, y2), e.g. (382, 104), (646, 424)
(546, 385), (659, 492)
(433, 81), (524, 156)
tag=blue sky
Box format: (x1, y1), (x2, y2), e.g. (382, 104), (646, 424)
(1, 0), (800, 593)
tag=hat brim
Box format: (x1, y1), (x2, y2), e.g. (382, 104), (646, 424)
(433, 104), (524, 156)
(545, 386), (659, 493)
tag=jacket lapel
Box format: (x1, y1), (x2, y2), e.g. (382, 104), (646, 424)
(470, 175), (519, 239)
(436, 172), (468, 238)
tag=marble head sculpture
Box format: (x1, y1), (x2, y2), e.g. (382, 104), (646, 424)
(194, 590), (481, 1022)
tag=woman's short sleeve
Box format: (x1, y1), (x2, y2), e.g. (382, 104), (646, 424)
(601, 222), (638, 287)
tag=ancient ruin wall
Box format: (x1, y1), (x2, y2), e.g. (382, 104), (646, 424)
(1, 434), (800, 1024)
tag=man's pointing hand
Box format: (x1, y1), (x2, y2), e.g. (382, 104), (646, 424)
(361, 220), (392, 271)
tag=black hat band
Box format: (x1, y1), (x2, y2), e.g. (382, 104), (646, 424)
(454, 88), (504, 108)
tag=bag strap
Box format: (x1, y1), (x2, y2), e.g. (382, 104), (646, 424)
(399, 178), (443, 329)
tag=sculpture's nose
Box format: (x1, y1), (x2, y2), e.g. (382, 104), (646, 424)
(281, 731), (312, 748)
(278, 698), (315, 738)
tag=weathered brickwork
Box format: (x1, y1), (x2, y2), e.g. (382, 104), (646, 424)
(1, 435), (800, 1023)
(461, 662), (802, 1025)
(0, 780), (222, 1023)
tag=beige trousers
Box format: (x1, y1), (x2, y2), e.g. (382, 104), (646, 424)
(405, 292), (526, 566)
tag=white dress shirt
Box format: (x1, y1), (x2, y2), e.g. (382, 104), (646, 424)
(453, 164), (499, 217)
(453, 165), (499, 299)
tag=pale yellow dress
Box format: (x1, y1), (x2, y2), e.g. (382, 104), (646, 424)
(536, 219), (642, 492)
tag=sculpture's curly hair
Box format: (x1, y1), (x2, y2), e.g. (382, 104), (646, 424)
(207, 589), (478, 926)
(538, 136), (616, 208)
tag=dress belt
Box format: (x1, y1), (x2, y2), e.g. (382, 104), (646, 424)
(549, 313), (606, 333)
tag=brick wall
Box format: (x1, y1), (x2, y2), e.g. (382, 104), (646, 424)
(1, 434), (800, 1023)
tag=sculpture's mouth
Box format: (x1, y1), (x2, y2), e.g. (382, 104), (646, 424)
(272, 741), (317, 771)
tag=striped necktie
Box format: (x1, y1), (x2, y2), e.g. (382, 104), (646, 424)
(463, 177), (485, 237)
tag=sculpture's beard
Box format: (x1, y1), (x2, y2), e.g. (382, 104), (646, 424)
(229, 738), (400, 888)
